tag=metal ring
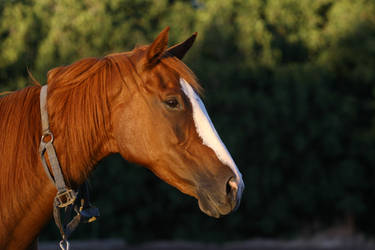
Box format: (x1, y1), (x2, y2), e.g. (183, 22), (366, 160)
(41, 131), (54, 143)
(59, 239), (70, 250)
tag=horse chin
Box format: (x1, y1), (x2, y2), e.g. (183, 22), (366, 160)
(197, 192), (233, 219)
(198, 199), (221, 218)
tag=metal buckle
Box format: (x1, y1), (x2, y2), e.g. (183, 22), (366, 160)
(55, 189), (76, 208)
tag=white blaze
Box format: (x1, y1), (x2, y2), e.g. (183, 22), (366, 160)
(180, 78), (244, 195)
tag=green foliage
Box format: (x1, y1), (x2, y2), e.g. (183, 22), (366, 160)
(2, 0), (375, 243)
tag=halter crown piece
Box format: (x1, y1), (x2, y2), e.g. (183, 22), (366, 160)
(39, 85), (99, 250)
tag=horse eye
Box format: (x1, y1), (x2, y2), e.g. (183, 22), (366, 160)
(164, 98), (180, 109)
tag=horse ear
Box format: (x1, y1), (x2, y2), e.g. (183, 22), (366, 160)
(166, 32), (197, 59)
(146, 26), (170, 65)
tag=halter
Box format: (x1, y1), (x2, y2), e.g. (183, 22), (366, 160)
(39, 85), (76, 207)
(39, 85), (99, 250)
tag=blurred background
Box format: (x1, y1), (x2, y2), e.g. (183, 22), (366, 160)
(1, 0), (375, 246)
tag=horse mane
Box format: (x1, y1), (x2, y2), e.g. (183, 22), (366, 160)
(0, 86), (43, 232)
(46, 56), (115, 186)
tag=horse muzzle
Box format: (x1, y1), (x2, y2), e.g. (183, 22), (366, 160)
(197, 176), (244, 218)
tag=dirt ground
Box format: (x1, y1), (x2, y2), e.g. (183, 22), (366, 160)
(39, 237), (375, 250)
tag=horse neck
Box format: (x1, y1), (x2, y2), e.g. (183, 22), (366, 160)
(0, 78), (117, 248)
(0, 86), (56, 248)
(47, 80), (116, 187)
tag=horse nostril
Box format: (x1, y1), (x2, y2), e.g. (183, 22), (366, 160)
(226, 179), (232, 195)
(226, 177), (237, 195)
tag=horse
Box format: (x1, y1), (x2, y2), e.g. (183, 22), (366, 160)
(0, 27), (244, 249)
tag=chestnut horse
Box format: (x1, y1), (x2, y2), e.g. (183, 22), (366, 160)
(0, 27), (244, 249)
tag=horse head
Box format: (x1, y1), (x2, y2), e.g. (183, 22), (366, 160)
(108, 27), (244, 218)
